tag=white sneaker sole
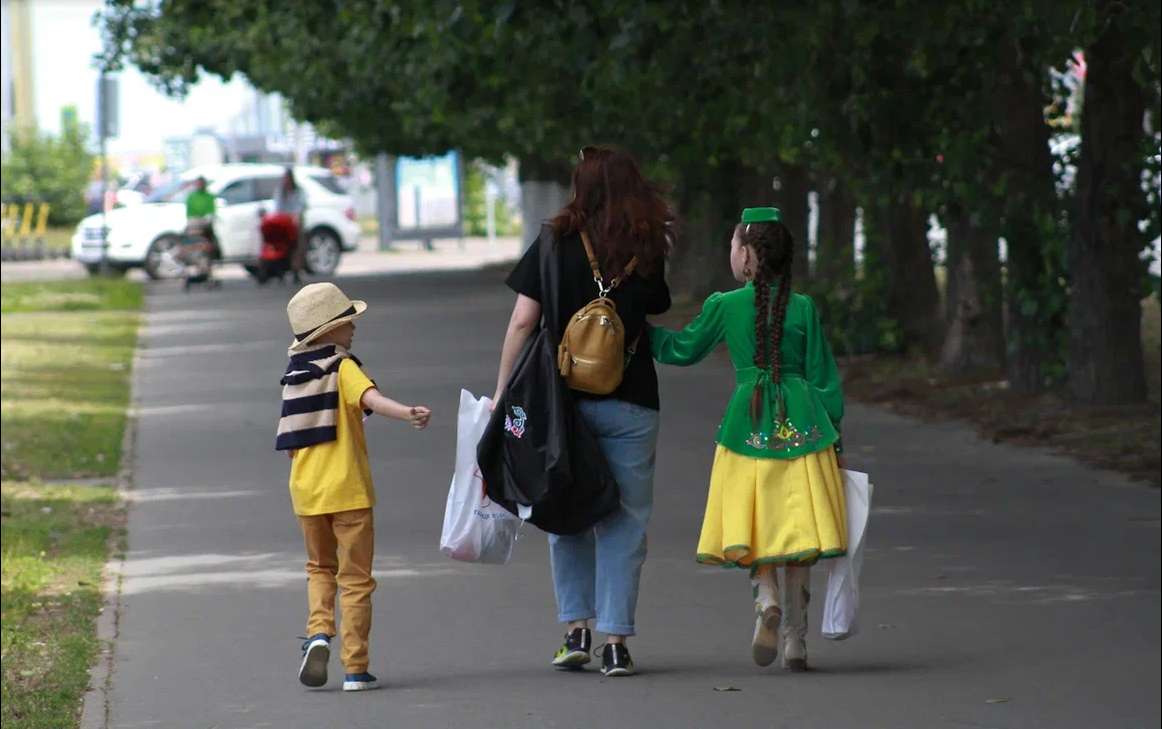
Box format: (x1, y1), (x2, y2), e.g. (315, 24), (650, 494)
(343, 680), (380, 692)
(752, 605), (782, 667)
(298, 641), (330, 688)
(552, 650), (592, 669)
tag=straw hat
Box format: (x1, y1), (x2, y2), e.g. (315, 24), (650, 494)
(287, 282), (367, 350)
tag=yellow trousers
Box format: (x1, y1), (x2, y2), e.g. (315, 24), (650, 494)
(298, 508), (376, 672)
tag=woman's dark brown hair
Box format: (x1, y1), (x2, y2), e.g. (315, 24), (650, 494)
(549, 145), (673, 278)
(739, 220), (795, 428)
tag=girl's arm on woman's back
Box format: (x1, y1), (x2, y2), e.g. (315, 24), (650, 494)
(649, 292), (726, 366)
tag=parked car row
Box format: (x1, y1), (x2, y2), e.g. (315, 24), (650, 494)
(72, 164), (362, 279)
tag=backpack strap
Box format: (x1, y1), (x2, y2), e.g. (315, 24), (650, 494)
(580, 230), (638, 294)
(579, 230), (603, 281)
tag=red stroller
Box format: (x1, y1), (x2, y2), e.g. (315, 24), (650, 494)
(255, 212), (298, 285)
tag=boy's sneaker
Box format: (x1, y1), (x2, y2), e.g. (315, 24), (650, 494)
(298, 634), (330, 688)
(600, 643), (634, 677)
(551, 627), (592, 669)
(343, 672), (379, 692)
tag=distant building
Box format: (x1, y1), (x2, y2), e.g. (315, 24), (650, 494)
(162, 90), (347, 174)
(1, 0), (37, 148)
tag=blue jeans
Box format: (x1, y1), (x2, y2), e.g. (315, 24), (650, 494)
(549, 398), (660, 637)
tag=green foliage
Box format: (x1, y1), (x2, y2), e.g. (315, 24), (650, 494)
(802, 272), (904, 357)
(97, 0), (1161, 383)
(462, 161), (519, 238)
(0, 117), (95, 226)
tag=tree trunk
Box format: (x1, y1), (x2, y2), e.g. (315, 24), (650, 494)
(1068, 16), (1149, 404)
(776, 165), (812, 284)
(518, 155), (573, 251)
(992, 40), (1063, 395)
(815, 173), (857, 283)
(738, 166), (775, 207)
(876, 197), (944, 354)
(941, 211), (1006, 374)
(668, 163), (741, 300)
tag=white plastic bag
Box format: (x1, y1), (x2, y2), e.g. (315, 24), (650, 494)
(822, 469), (873, 640)
(440, 390), (519, 565)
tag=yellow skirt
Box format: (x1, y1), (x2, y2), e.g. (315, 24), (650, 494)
(696, 445), (847, 568)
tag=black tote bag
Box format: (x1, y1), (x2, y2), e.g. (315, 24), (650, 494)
(477, 226), (621, 536)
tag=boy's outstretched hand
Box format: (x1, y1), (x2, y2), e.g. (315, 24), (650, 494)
(360, 387), (432, 429)
(408, 406), (432, 430)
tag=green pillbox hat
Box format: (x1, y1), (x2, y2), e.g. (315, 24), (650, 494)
(741, 207), (781, 224)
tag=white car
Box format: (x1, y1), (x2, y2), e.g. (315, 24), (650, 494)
(72, 164), (361, 279)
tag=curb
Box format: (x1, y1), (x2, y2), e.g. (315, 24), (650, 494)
(79, 311), (144, 729)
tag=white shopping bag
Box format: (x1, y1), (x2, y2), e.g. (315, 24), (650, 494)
(440, 390), (519, 565)
(822, 469), (873, 640)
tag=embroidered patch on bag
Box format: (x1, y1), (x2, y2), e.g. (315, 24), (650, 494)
(504, 406), (528, 439)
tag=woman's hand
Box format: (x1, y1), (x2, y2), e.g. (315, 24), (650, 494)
(491, 294), (540, 412)
(836, 453), (848, 470)
(489, 390), (502, 413)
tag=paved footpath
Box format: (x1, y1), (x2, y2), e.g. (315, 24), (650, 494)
(105, 271), (1160, 729)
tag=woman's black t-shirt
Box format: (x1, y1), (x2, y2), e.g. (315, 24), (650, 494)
(505, 229), (672, 411)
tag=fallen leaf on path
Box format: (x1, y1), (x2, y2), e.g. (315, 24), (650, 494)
(878, 623), (897, 629)
(985, 698), (1011, 704)
(713, 686), (741, 692)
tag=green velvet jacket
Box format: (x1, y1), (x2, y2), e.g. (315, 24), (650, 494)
(651, 283), (844, 459)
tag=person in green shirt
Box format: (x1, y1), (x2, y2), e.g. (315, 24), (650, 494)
(649, 207), (848, 672)
(185, 177), (217, 248)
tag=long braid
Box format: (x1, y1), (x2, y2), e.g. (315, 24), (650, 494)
(750, 241), (773, 427)
(768, 249), (794, 421)
(743, 221), (795, 428)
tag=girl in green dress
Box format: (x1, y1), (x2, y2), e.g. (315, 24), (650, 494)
(650, 207), (848, 670)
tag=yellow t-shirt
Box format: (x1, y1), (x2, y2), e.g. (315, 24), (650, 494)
(289, 358), (376, 516)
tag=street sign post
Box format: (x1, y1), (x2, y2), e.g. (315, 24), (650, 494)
(96, 75), (119, 275)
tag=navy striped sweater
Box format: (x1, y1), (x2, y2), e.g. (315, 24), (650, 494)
(276, 344), (372, 451)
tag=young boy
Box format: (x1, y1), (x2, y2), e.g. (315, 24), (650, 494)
(277, 282), (431, 691)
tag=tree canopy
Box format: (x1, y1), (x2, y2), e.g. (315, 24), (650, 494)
(100, 0), (1161, 404)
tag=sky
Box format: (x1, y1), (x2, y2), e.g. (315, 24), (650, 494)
(27, 0), (252, 154)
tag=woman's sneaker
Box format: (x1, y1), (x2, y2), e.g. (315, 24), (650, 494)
(552, 628), (592, 669)
(600, 643), (634, 677)
(298, 634), (330, 687)
(343, 672), (379, 692)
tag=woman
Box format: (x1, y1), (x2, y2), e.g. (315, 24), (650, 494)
(275, 167), (308, 283)
(492, 146), (673, 677)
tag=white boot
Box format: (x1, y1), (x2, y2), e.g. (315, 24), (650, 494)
(750, 565), (782, 667)
(781, 565), (811, 671)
